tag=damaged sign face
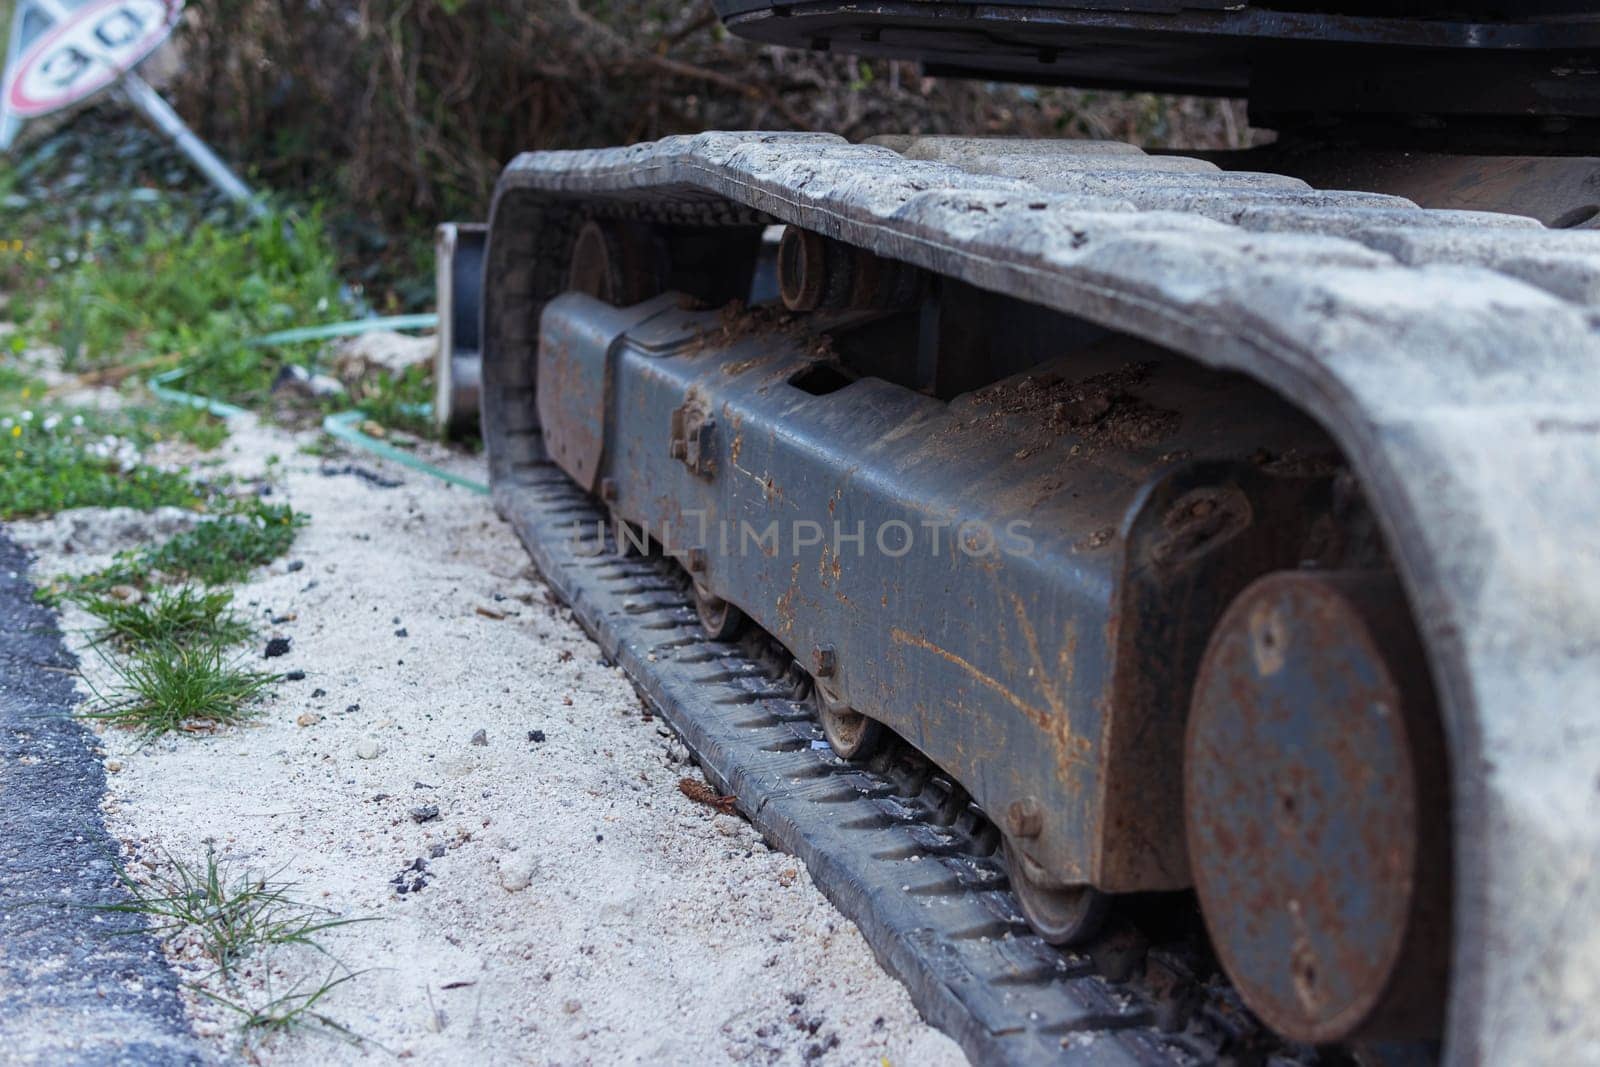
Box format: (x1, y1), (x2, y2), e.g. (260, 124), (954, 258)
(4, 0), (181, 119)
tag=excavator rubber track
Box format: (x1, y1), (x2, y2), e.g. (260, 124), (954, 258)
(479, 133), (1600, 1065)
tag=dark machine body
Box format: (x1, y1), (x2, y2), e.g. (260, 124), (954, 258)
(715, 2), (1600, 148)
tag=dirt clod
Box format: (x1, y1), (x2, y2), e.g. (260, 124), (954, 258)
(679, 777), (739, 814)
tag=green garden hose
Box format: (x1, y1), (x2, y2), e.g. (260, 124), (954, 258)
(146, 314), (488, 496)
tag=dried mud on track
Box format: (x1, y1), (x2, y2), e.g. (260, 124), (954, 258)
(9, 412), (963, 1065)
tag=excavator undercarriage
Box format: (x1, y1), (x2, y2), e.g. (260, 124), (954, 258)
(474, 15), (1600, 1060)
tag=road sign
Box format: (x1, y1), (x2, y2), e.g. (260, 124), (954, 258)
(5, 0), (180, 118)
(0, 0), (257, 211)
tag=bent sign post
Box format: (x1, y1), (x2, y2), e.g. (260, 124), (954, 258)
(0, 0), (259, 211)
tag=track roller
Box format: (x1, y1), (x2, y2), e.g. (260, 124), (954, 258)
(809, 663), (884, 761)
(692, 581), (745, 641)
(1002, 838), (1110, 946)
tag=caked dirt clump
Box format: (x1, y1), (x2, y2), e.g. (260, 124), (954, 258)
(964, 362), (1181, 455)
(684, 301), (838, 368)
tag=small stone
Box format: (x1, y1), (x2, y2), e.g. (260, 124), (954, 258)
(428, 844), (447, 859)
(410, 804), (440, 823)
(469, 729), (487, 747)
(285, 670), (306, 681)
(264, 637), (292, 658)
(395, 627), (408, 638)
(286, 560), (305, 572)
(562, 999), (582, 1015)
(778, 868), (798, 887)
(355, 737), (383, 760)
(296, 712), (324, 728)
(311, 687), (327, 698)
(108, 585), (142, 603)
(665, 741), (690, 765)
(499, 853), (541, 892)
(104, 759), (123, 773)
(527, 730), (546, 744)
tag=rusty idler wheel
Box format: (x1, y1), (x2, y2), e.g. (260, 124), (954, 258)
(1185, 569), (1451, 1044)
(1002, 839), (1109, 946)
(777, 225), (921, 312)
(810, 679), (884, 761)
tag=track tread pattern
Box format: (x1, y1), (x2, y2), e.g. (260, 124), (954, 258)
(500, 484), (1242, 1067)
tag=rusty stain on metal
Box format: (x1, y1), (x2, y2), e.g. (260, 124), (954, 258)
(888, 626), (1085, 768)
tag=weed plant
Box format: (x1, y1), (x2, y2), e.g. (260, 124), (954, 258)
(102, 848), (366, 979)
(142, 500), (304, 586)
(202, 970), (366, 1045)
(98, 848), (370, 1044)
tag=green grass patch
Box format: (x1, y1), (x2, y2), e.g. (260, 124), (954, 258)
(0, 414), (206, 519)
(78, 585), (252, 653)
(61, 500), (306, 598)
(143, 500), (305, 586)
(22, 206), (343, 404)
(0, 359), (45, 403)
(0, 394), (236, 519)
(296, 433), (343, 458)
(103, 401), (231, 452)
(79, 639), (279, 740)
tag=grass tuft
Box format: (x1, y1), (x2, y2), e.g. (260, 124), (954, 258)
(94, 848), (372, 1045)
(100, 847), (368, 979)
(80, 640), (278, 740)
(78, 585), (252, 652)
(201, 970), (367, 1045)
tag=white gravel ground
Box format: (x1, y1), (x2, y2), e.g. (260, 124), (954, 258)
(12, 412), (966, 1066)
